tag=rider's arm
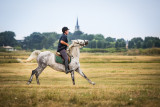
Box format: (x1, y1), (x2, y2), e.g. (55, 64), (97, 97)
(60, 40), (69, 47)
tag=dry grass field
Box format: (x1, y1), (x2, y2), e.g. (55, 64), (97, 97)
(0, 51), (160, 107)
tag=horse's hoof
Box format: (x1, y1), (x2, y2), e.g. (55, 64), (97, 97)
(92, 82), (95, 85)
(37, 83), (40, 85)
(26, 82), (30, 85)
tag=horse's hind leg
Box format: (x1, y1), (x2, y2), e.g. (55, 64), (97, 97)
(26, 65), (46, 85)
(26, 69), (37, 85)
(35, 65), (46, 85)
(76, 68), (95, 85)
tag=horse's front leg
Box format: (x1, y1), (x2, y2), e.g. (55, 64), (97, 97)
(76, 68), (95, 85)
(71, 71), (75, 85)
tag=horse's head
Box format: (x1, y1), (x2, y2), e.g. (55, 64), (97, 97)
(67, 39), (88, 56)
(71, 39), (88, 48)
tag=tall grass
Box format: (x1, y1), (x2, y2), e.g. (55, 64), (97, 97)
(126, 48), (160, 55)
(0, 62), (160, 106)
(0, 51), (160, 106)
(0, 51), (31, 63)
(80, 48), (127, 53)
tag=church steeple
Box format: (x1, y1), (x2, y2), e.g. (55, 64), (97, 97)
(75, 17), (80, 31)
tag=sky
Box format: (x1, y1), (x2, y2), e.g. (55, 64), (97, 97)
(0, 0), (160, 40)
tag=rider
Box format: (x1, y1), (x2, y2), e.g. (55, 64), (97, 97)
(57, 27), (72, 74)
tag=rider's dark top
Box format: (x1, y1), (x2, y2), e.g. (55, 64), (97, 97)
(57, 33), (68, 52)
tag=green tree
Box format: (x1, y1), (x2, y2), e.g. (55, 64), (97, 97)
(23, 32), (43, 49)
(115, 38), (126, 48)
(94, 34), (104, 40)
(0, 31), (18, 46)
(143, 37), (160, 48)
(105, 37), (116, 42)
(23, 32), (59, 50)
(105, 37), (116, 48)
(128, 37), (143, 49)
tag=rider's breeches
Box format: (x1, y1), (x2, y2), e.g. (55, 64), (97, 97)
(59, 49), (68, 61)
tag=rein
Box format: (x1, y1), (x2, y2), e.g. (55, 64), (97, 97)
(67, 39), (86, 58)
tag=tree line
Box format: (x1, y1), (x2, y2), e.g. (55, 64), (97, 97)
(128, 37), (160, 49)
(0, 31), (160, 50)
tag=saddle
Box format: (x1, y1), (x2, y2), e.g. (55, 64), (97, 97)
(55, 51), (71, 64)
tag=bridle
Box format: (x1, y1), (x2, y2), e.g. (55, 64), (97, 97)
(76, 39), (86, 47)
(67, 39), (86, 58)
(68, 39), (86, 50)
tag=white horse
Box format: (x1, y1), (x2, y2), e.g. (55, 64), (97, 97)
(26, 39), (95, 85)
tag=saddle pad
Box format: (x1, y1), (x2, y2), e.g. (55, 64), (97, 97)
(55, 55), (71, 64)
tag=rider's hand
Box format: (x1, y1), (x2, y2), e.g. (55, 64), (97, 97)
(67, 44), (69, 47)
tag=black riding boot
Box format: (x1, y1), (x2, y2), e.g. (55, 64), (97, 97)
(64, 60), (73, 74)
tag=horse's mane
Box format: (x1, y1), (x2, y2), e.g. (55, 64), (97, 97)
(68, 43), (74, 51)
(67, 42), (80, 58)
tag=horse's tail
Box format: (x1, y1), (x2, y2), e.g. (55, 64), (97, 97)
(26, 50), (41, 62)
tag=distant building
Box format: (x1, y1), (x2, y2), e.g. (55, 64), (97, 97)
(2, 45), (16, 51)
(75, 17), (80, 31)
(17, 40), (24, 43)
(126, 40), (128, 49)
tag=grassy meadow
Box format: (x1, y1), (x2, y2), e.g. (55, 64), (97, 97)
(0, 51), (160, 107)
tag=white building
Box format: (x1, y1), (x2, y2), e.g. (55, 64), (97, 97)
(2, 46), (16, 51)
(75, 17), (80, 31)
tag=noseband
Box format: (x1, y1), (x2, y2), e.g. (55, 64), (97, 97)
(76, 39), (86, 47)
